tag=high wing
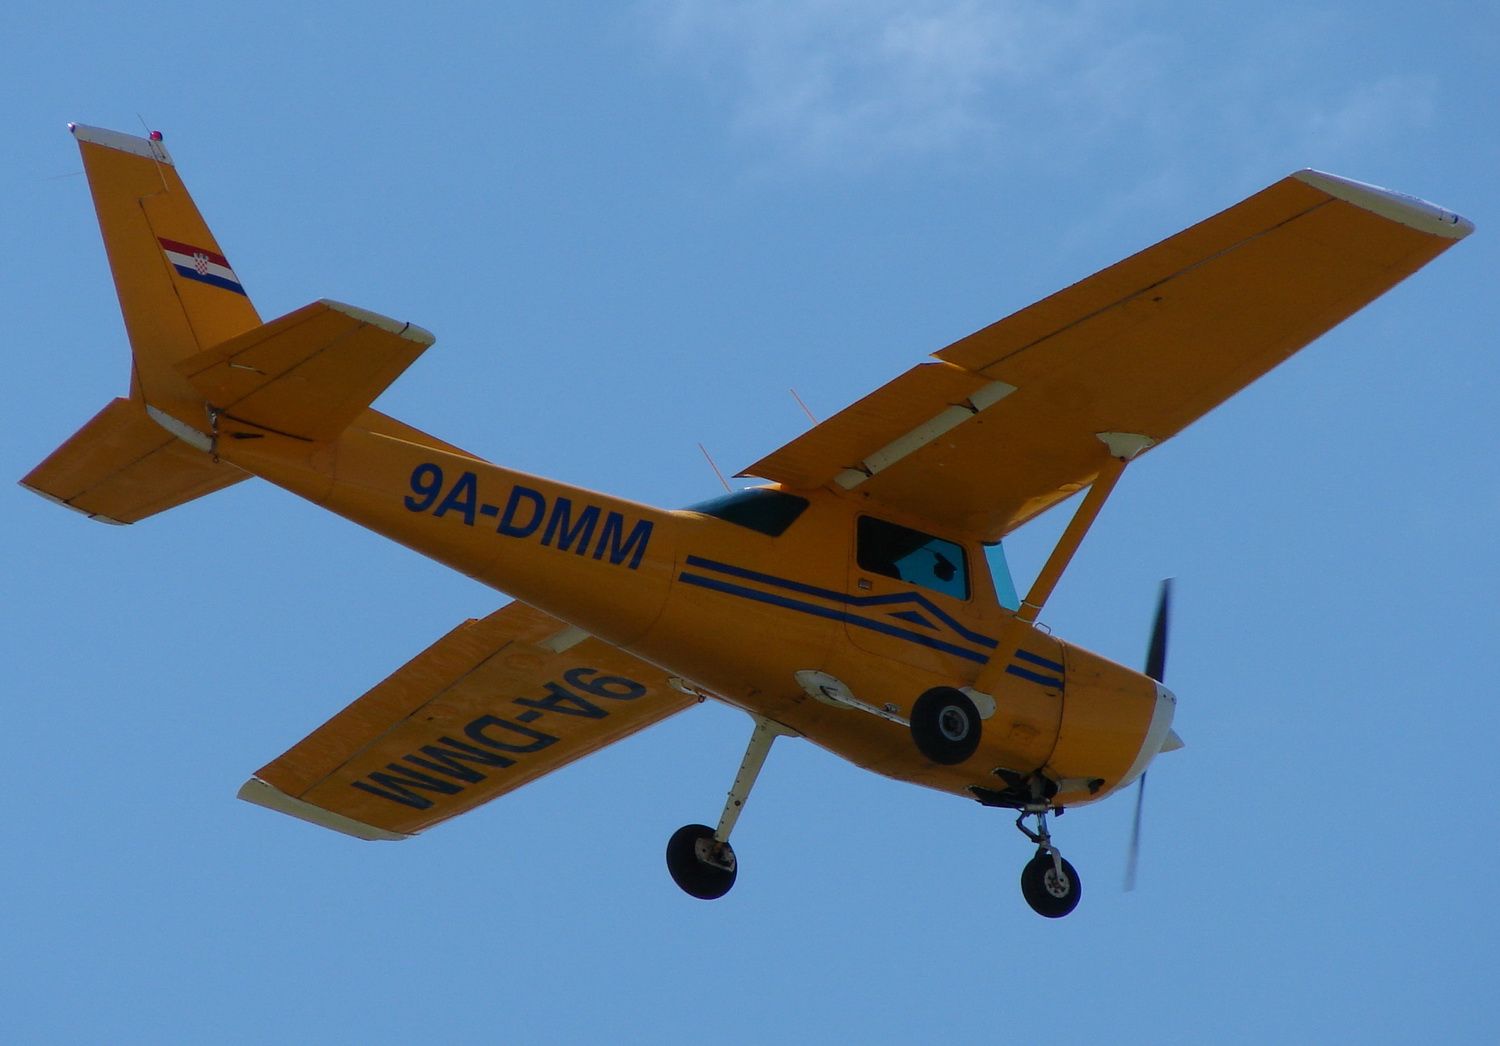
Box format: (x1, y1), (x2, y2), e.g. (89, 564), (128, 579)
(743, 170), (1472, 541)
(240, 602), (695, 839)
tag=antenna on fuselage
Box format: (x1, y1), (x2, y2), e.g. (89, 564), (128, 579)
(697, 443), (733, 494)
(789, 388), (819, 425)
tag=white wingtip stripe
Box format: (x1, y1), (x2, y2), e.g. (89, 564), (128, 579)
(1294, 169), (1473, 240)
(237, 778), (411, 841)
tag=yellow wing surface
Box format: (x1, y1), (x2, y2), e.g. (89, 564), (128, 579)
(240, 602), (695, 839)
(744, 170), (1472, 540)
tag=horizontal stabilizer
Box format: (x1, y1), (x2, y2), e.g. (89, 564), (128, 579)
(177, 299), (434, 442)
(20, 398), (246, 524)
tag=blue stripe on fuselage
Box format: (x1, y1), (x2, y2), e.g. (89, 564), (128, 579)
(677, 570), (990, 664)
(677, 556), (1064, 687)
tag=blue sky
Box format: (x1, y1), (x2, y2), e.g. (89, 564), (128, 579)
(4, 2), (1497, 1043)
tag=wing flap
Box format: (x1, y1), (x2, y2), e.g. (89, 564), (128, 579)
(742, 361), (1009, 491)
(745, 171), (1470, 539)
(244, 602), (694, 838)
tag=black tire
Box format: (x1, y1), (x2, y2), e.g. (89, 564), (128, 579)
(909, 687), (981, 765)
(665, 823), (737, 900)
(1020, 850), (1081, 918)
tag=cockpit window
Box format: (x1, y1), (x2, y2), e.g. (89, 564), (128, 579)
(985, 541), (1020, 611)
(857, 516), (969, 600)
(684, 489), (810, 537)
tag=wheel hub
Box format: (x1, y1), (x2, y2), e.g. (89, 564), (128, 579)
(694, 836), (736, 872)
(1043, 868), (1071, 898)
(938, 706), (970, 740)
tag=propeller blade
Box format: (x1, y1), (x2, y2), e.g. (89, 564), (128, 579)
(1124, 770), (1146, 892)
(1127, 579), (1172, 892)
(1144, 578), (1173, 683)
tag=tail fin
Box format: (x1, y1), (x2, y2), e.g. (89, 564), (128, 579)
(24, 125), (438, 523)
(21, 124), (261, 523)
(70, 123), (264, 420)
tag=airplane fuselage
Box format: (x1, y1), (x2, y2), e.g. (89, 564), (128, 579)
(217, 411), (1163, 809)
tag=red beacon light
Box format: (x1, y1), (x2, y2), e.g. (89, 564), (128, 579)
(148, 131), (163, 141)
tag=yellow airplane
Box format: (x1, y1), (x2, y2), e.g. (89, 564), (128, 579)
(23, 124), (1472, 917)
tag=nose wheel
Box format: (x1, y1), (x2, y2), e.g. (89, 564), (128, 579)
(1020, 849), (1081, 918)
(1015, 807), (1082, 918)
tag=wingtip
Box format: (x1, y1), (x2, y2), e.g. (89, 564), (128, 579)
(1294, 169), (1473, 240)
(237, 777), (411, 841)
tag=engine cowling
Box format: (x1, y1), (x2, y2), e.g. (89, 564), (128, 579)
(1045, 640), (1177, 806)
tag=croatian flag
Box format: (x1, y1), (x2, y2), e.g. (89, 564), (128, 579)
(158, 237), (247, 296)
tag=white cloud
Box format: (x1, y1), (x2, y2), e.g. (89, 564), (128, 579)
(649, 0), (1121, 166)
(1295, 75), (1437, 159)
(644, 1), (1439, 184)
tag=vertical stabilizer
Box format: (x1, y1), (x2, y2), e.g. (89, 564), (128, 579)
(18, 126), (259, 523)
(23, 125), (440, 524)
(70, 123), (263, 428)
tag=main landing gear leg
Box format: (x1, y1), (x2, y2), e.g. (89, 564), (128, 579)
(1015, 806), (1082, 918)
(666, 715), (797, 900)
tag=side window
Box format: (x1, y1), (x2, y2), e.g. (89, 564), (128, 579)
(985, 541), (1020, 611)
(682, 488), (809, 537)
(856, 516), (969, 600)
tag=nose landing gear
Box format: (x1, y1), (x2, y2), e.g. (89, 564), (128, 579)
(1015, 806), (1082, 918)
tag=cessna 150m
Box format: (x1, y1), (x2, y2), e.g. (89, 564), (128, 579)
(24, 125), (1471, 916)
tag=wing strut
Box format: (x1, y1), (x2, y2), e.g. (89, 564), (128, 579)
(970, 432), (1153, 697)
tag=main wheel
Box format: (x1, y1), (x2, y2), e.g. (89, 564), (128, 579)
(1020, 850), (1081, 918)
(909, 687), (981, 764)
(665, 823), (737, 900)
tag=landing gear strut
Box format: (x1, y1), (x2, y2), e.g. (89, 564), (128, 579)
(1015, 806), (1082, 918)
(666, 715), (796, 900)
